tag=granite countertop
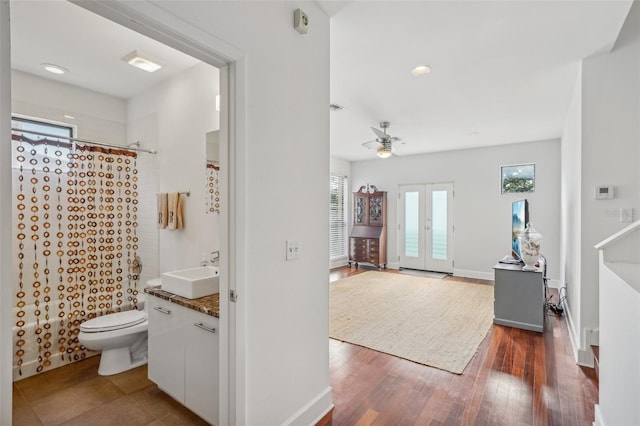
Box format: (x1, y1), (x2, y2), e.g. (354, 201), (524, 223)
(144, 286), (219, 318)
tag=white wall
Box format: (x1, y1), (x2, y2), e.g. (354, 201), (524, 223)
(560, 67), (583, 356)
(127, 63), (219, 277)
(561, 0), (640, 367)
(12, 70), (127, 144)
(588, 3), (640, 424)
(126, 2), (332, 424)
(0, 2), (13, 422)
(352, 139), (561, 282)
(598, 251), (640, 426)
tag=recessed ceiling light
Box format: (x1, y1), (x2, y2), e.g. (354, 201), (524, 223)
(411, 65), (431, 76)
(42, 63), (68, 75)
(122, 50), (162, 73)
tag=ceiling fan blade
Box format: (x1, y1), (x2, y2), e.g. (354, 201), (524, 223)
(371, 127), (388, 140)
(389, 136), (402, 142)
(362, 140), (382, 149)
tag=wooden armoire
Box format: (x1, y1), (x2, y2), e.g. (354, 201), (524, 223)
(348, 184), (387, 269)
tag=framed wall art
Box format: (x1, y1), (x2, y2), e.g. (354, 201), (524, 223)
(501, 164), (535, 194)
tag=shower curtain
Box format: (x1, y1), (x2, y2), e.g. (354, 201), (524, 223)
(12, 138), (141, 378)
(205, 162), (220, 214)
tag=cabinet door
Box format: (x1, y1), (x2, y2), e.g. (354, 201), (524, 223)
(184, 309), (219, 425)
(369, 195), (384, 225)
(354, 195), (369, 225)
(147, 295), (185, 402)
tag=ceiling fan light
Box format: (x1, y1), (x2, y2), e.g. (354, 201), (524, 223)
(377, 146), (393, 159)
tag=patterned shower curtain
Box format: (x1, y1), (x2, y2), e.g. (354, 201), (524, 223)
(13, 137), (140, 378)
(206, 162), (220, 214)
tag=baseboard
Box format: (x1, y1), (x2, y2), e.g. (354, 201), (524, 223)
(594, 404), (605, 426)
(283, 386), (333, 426)
(562, 298), (581, 364)
(330, 257), (348, 269)
(562, 299), (595, 367)
(547, 278), (561, 289)
(453, 268), (494, 281)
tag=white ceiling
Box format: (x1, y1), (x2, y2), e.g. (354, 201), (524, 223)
(328, 1), (633, 161)
(9, 1), (633, 162)
(10, 0), (200, 100)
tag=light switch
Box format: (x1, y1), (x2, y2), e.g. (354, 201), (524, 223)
(286, 240), (300, 260)
(620, 208), (634, 223)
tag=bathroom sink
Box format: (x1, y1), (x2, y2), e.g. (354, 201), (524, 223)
(161, 266), (219, 299)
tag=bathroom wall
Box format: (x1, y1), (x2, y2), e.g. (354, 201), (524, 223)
(12, 70), (127, 143)
(127, 62), (220, 275)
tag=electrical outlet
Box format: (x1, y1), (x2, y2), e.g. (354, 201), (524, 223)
(286, 240), (300, 260)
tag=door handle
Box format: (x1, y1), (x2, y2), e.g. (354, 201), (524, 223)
(153, 306), (171, 315)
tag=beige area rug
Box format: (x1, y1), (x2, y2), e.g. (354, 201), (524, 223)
(330, 271), (494, 374)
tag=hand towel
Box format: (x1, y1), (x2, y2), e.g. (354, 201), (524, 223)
(157, 193), (168, 229)
(176, 193), (184, 229)
(167, 192), (184, 230)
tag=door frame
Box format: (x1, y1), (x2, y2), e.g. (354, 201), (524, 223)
(398, 182), (455, 274)
(0, 1), (247, 423)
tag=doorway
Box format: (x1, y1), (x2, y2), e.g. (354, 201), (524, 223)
(398, 183), (454, 273)
(1, 1), (241, 424)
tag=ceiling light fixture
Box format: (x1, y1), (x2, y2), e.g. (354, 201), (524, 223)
(411, 65), (431, 76)
(122, 50), (162, 73)
(42, 63), (68, 75)
(377, 145), (393, 159)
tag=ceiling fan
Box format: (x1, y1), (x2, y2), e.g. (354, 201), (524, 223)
(362, 121), (403, 158)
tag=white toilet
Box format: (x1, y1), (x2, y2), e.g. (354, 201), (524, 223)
(79, 292), (150, 376)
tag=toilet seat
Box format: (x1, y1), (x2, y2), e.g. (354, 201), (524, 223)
(80, 310), (148, 333)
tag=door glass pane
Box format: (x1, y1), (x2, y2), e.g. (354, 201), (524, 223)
(404, 192), (419, 257)
(432, 190), (447, 260)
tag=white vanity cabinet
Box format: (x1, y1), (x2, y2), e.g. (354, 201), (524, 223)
(184, 308), (219, 423)
(147, 295), (185, 401)
(147, 294), (219, 425)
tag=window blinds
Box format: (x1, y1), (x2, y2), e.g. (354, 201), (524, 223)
(330, 174), (347, 259)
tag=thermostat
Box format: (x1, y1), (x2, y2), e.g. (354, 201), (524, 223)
(294, 9), (309, 34)
(594, 185), (614, 199)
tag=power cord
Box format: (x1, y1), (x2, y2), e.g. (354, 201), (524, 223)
(540, 254), (565, 316)
(546, 286), (566, 316)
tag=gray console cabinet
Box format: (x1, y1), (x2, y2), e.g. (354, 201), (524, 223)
(493, 262), (545, 332)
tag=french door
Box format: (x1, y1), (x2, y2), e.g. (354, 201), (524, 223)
(398, 183), (454, 273)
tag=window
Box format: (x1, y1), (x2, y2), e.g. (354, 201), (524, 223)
(330, 174), (348, 260)
(11, 116), (74, 171)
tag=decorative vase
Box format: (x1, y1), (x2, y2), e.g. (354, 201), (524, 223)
(519, 223), (542, 271)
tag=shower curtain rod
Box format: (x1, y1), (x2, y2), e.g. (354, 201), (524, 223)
(11, 128), (157, 154)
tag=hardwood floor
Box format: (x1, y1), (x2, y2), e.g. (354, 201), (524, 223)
(12, 266), (597, 425)
(329, 266), (598, 426)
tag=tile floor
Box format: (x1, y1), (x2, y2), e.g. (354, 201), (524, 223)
(12, 356), (209, 426)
